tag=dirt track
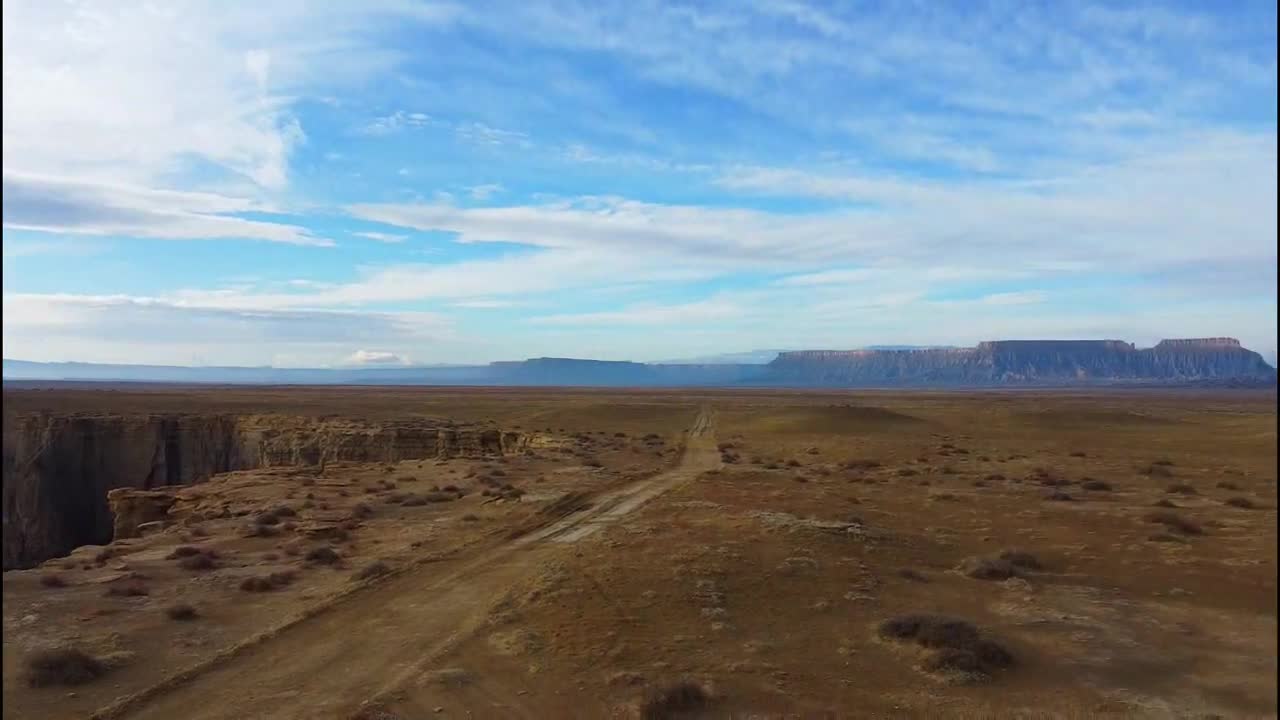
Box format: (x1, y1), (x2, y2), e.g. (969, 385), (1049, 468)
(101, 409), (718, 720)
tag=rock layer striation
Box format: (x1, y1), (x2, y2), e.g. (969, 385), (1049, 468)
(2, 414), (528, 569)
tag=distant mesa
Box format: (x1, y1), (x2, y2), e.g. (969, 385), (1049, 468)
(3, 337), (1275, 388)
(765, 338), (1276, 387)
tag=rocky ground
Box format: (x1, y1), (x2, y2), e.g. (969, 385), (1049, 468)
(2, 388), (1276, 719)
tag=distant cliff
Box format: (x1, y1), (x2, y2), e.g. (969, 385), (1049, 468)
(764, 338), (1277, 387)
(4, 337), (1274, 388)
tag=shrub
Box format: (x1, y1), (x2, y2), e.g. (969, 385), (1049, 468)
(305, 546), (341, 565)
(1165, 484), (1197, 495)
(1143, 464), (1174, 478)
(178, 553), (217, 571)
(1225, 496), (1256, 509)
(1144, 511), (1202, 535)
(355, 561), (392, 581)
(24, 647), (105, 687)
(245, 522), (280, 538)
(1152, 498), (1178, 508)
(997, 550), (1042, 571)
(896, 468), (918, 477)
(165, 603), (198, 621)
(1045, 491), (1075, 502)
(240, 571), (296, 593)
(240, 577), (274, 592)
(640, 681), (710, 720)
(1217, 480), (1241, 491)
(104, 582), (149, 597)
(254, 511), (282, 526)
(844, 459), (881, 470)
(957, 556), (1020, 581)
(351, 503), (374, 519)
(396, 475), (417, 483)
(1081, 479), (1112, 491)
(462, 513), (479, 522)
(876, 614), (1014, 679)
(898, 568), (928, 582)
(167, 545), (204, 559)
(1069, 451), (1087, 458)
(40, 574), (67, 588)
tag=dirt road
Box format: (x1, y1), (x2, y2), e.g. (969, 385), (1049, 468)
(102, 408), (718, 720)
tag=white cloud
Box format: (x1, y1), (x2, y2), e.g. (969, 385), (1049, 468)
(973, 291), (1048, 306)
(2, 1), (457, 244)
(450, 299), (519, 309)
(2, 171), (331, 245)
(1, 293), (454, 366)
(530, 299), (740, 326)
(353, 231), (408, 243)
(454, 122), (531, 148)
(466, 183), (505, 200)
(358, 110), (435, 136)
(342, 349), (411, 366)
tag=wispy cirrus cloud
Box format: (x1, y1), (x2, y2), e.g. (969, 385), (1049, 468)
(2, 171), (331, 246)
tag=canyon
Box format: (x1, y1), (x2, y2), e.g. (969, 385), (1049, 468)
(2, 413), (528, 569)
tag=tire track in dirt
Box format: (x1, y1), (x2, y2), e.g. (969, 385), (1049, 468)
(101, 408), (718, 720)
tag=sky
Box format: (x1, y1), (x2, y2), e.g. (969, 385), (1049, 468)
(2, 0), (1276, 368)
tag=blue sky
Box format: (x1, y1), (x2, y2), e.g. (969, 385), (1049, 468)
(2, 0), (1276, 367)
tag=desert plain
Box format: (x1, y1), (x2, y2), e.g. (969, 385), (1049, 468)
(2, 385), (1276, 719)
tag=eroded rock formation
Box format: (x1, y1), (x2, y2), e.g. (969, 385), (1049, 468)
(2, 414), (528, 569)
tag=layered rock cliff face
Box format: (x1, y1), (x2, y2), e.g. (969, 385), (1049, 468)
(765, 338), (1277, 387)
(1, 414), (528, 569)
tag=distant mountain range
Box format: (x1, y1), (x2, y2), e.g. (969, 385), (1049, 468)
(4, 338), (1275, 388)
